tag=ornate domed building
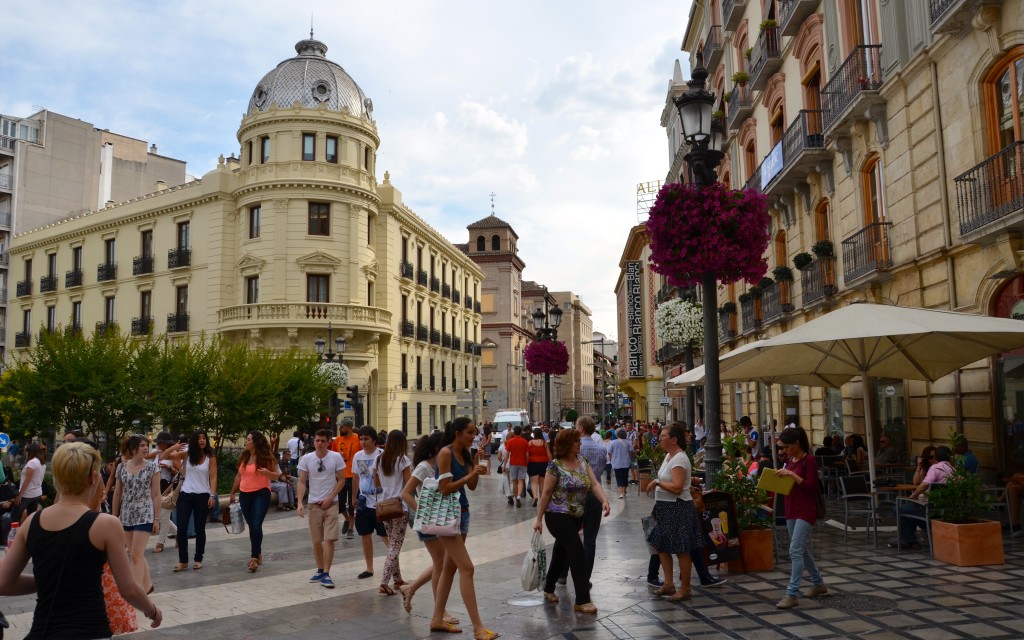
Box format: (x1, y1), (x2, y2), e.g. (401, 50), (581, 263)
(7, 37), (484, 435)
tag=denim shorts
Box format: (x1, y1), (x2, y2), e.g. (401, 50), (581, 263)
(123, 522), (154, 532)
(415, 509), (470, 541)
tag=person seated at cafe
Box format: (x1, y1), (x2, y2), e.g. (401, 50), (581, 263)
(889, 446), (954, 550)
(912, 445), (937, 485)
(814, 438), (835, 457)
(843, 435), (867, 470)
(830, 434), (843, 455)
(874, 434), (900, 464)
(953, 436), (978, 474)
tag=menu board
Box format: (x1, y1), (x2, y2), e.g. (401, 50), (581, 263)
(699, 490), (742, 564)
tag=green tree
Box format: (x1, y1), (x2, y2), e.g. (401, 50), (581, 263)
(150, 336), (222, 438)
(208, 341), (280, 450)
(265, 351), (334, 441)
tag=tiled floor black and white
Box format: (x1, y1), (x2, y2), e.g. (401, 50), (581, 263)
(2, 475), (1021, 639)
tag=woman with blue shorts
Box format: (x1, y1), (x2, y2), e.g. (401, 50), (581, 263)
(112, 434), (161, 595)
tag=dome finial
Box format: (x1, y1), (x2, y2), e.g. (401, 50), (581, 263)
(310, 12), (314, 39)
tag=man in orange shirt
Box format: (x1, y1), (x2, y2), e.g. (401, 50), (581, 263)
(331, 418), (361, 538)
(503, 426), (529, 508)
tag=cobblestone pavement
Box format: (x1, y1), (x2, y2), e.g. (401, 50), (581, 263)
(3, 475), (1023, 639)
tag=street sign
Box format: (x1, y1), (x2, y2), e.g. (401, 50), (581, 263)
(0, 433), (8, 448)
(343, 400), (352, 410)
(660, 397), (671, 406)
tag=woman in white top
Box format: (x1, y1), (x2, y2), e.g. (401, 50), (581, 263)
(111, 435), (161, 595)
(164, 431), (217, 571)
(374, 430), (412, 595)
(399, 432), (460, 627)
(152, 435), (180, 553)
(644, 423), (703, 602)
(14, 443), (46, 523)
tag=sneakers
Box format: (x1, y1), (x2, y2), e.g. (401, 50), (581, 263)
(309, 570), (325, 583)
(646, 578), (664, 588)
(776, 596), (799, 609)
(805, 584), (828, 597)
(701, 576), (727, 588)
(507, 496), (514, 506)
(515, 497), (522, 508)
(320, 573), (335, 589)
(346, 529), (355, 540)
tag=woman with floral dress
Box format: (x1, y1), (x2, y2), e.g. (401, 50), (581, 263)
(534, 428), (610, 614)
(112, 434), (161, 594)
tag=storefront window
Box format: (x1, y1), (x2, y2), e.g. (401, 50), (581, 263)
(824, 387), (844, 439)
(873, 378), (906, 458)
(994, 276), (1024, 472)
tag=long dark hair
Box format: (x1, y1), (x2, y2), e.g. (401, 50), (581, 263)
(779, 426), (810, 453)
(25, 443), (47, 465)
(240, 431), (275, 469)
(379, 430), (408, 476)
(445, 416), (475, 467)
(188, 430), (214, 467)
(413, 432), (447, 466)
(120, 435), (146, 458)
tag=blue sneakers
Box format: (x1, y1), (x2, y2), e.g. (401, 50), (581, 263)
(320, 573), (335, 588)
(310, 570), (325, 583)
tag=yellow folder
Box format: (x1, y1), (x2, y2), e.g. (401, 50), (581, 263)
(757, 468), (795, 496)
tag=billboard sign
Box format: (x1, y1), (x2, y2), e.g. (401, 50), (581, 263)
(626, 260), (645, 378)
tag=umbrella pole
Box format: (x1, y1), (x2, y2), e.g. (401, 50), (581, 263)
(861, 374), (879, 504)
(766, 383), (779, 467)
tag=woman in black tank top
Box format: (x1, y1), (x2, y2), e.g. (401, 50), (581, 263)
(0, 441), (162, 638)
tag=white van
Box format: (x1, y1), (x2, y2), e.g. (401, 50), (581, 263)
(492, 409), (530, 444)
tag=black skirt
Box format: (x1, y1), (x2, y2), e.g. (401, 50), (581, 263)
(647, 499), (704, 555)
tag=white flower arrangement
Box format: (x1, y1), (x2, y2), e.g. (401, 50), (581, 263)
(318, 361), (350, 388)
(655, 298), (704, 346)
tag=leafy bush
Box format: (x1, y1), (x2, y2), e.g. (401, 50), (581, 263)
(793, 252), (813, 270)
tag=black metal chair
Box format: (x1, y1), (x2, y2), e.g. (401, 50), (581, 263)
(895, 486), (933, 555)
(771, 492), (791, 563)
(840, 474), (878, 547)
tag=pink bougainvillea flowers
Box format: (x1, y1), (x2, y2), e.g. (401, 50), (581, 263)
(524, 339), (570, 376)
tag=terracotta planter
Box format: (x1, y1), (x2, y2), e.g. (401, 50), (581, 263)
(726, 528), (774, 572)
(932, 519), (1004, 567)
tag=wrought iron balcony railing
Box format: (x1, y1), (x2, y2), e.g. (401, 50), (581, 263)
(402, 372), (408, 389)
(722, 0), (747, 31)
(401, 320), (414, 338)
(442, 283), (451, 299)
(465, 296), (474, 310)
(95, 321), (118, 334)
(452, 289), (461, 304)
(719, 312), (737, 344)
(97, 262), (117, 282)
(131, 317), (153, 336)
(430, 376), (436, 391)
(400, 261), (414, 279)
(841, 222), (892, 283)
(14, 332), (30, 348)
(822, 45), (883, 132)
(955, 141), (1024, 237)
(168, 248), (191, 269)
(167, 312), (189, 333)
(430, 329), (441, 345)
(416, 374), (423, 390)
(727, 83), (754, 131)
(40, 275), (57, 293)
(417, 269), (428, 286)
(800, 256), (838, 306)
(452, 336), (461, 352)
(703, 25), (723, 72)
(474, 301), (481, 314)
(430, 276), (440, 293)
(779, 0), (819, 36)
(442, 333), (452, 348)
(65, 268), (83, 288)
(749, 26), (781, 90)
(133, 255), (154, 275)
(741, 298), (762, 334)
(16, 280), (31, 297)
(417, 324), (429, 341)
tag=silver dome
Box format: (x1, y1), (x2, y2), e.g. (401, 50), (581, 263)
(247, 38), (373, 118)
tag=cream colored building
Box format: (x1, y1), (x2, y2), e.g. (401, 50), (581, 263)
(6, 37), (483, 435)
(659, 0), (1024, 473)
(551, 291), (595, 417)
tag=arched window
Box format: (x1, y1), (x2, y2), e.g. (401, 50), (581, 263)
(861, 154), (886, 225)
(840, 0), (879, 52)
(739, 119), (758, 183)
(985, 47), (1024, 154)
(775, 229), (787, 266)
(476, 235), (485, 252)
(491, 235), (501, 251)
(814, 199), (831, 243)
(763, 75), (787, 146)
(735, 20), (750, 74)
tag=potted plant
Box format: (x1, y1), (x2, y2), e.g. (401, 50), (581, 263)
(811, 239), (834, 258)
(928, 430), (1004, 566)
(712, 110), (726, 121)
(722, 90), (732, 104)
(712, 435), (773, 572)
(744, 47), (752, 61)
(793, 252), (813, 271)
(759, 19), (778, 32)
(738, 292), (752, 304)
(732, 71), (749, 86)
(719, 301), (737, 315)
(772, 265), (794, 282)
(757, 276), (774, 291)
(636, 437), (666, 487)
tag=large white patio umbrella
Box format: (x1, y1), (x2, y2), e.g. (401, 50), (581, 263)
(714, 303), (1024, 489)
(668, 340), (853, 465)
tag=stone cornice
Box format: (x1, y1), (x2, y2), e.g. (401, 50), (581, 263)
(467, 251), (527, 272)
(232, 180), (382, 206)
(383, 204), (484, 280)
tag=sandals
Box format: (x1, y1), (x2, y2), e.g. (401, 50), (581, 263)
(542, 591), (559, 603)
(393, 579), (406, 588)
(247, 558), (259, 572)
(473, 630), (501, 640)
(193, 562), (202, 571)
(443, 613), (460, 625)
(256, 554), (264, 566)
(399, 585), (414, 613)
(172, 563), (188, 572)
(574, 603), (598, 614)
(653, 584), (675, 596)
(429, 622), (462, 634)
(666, 591), (692, 602)
(379, 584), (395, 596)
(153, 543), (164, 554)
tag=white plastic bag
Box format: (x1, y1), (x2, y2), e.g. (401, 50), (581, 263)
(228, 502), (246, 535)
(499, 472), (511, 498)
(520, 530), (547, 592)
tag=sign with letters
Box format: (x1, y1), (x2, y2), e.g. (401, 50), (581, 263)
(626, 261), (645, 378)
(700, 490), (742, 563)
(761, 141), (784, 190)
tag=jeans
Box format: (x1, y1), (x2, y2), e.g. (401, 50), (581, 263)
(176, 492), (210, 563)
(239, 488), (271, 558)
(785, 518), (823, 597)
(897, 500), (927, 544)
(542, 512), (591, 605)
(561, 492), (601, 580)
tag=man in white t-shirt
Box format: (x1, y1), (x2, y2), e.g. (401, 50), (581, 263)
(740, 416), (761, 459)
(297, 429), (346, 589)
(352, 426), (386, 580)
(286, 431), (301, 472)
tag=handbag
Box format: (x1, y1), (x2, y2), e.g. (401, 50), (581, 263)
(412, 475), (461, 536)
(520, 530), (547, 591)
(375, 497), (404, 522)
(160, 473), (181, 510)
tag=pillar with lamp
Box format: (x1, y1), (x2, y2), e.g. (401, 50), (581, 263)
(645, 54), (770, 485)
(314, 322), (352, 427)
(525, 295), (565, 425)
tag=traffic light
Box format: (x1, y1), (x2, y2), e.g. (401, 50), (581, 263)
(347, 385), (363, 426)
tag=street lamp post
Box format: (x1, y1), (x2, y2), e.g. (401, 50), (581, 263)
(673, 58), (726, 484)
(531, 298), (563, 425)
(314, 322), (347, 422)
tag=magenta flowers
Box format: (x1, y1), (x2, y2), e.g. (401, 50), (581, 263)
(524, 339), (569, 376)
(646, 182), (771, 288)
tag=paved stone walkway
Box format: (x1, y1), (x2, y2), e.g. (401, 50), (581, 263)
(2, 475), (1023, 638)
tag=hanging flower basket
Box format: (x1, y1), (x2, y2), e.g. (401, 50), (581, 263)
(655, 298), (704, 346)
(524, 340), (569, 376)
(318, 361), (349, 388)
(646, 182), (770, 288)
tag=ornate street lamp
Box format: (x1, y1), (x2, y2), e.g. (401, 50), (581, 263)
(314, 322), (346, 364)
(531, 298), (563, 424)
(673, 58), (726, 483)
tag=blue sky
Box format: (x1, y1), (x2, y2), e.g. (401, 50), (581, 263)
(1, 0), (692, 339)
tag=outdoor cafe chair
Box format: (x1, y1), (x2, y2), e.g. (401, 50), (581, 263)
(895, 491), (933, 555)
(840, 474), (878, 547)
(770, 492), (791, 564)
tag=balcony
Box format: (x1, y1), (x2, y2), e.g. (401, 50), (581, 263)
(655, 343), (686, 365)
(727, 84), (754, 131)
(474, 301), (481, 314)
(822, 45), (884, 134)
(749, 26), (782, 91)
(955, 142), (1024, 242)
(417, 324), (428, 341)
(442, 283), (451, 299)
(168, 247), (191, 269)
(95, 321), (118, 334)
(465, 341), (476, 354)
(0, 252), (7, 267)
(16, 280), (31, 297)
(65, 269), (83, 288)
(452, 336), (461, 352)
(66, 324), (81, 337)
(430, 329), (441, 345)
(0, 174), (11, 191)
(779, 0), (819, 37)
(401, 320), (414, 338)
(133, 255), (154, 275)
(416, 374), (424, 390)
(655, 285), (675, 305)
(465, 295), (473, 310)
(841, 222), (892, 283)
(761, 110), (830, 195)
(167, 312), (189, 333)
(452, 289), (461, 304)
(39, 275), (57, 293)
(723, 0), (747, 31)
(14, 332), (30, 348)
(929, 0), (993, 34)
(442, 332), (452, 348)
(217, 303), (393, 336)
(97, 262), (117, 282)
(741, 298), (762, 334)
(745, 163), (762, 193)
(400, 261), (414, 279)
(761, 281), (793, 324)
(800, 256), (838, 306)
(430, 276), (440, 294)
(402, 372), (408, 389)
(417, 269), (428, 286)
(441, 376), (447, 392)
(429, 375), (436, 391)
(719, 312), (737, 344)
(703, 26), (723, 72)
(0, 210), (10, 229)
(131, 317), (153, 336)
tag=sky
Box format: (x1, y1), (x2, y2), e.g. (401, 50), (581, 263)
(1, 0), (693, 341)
